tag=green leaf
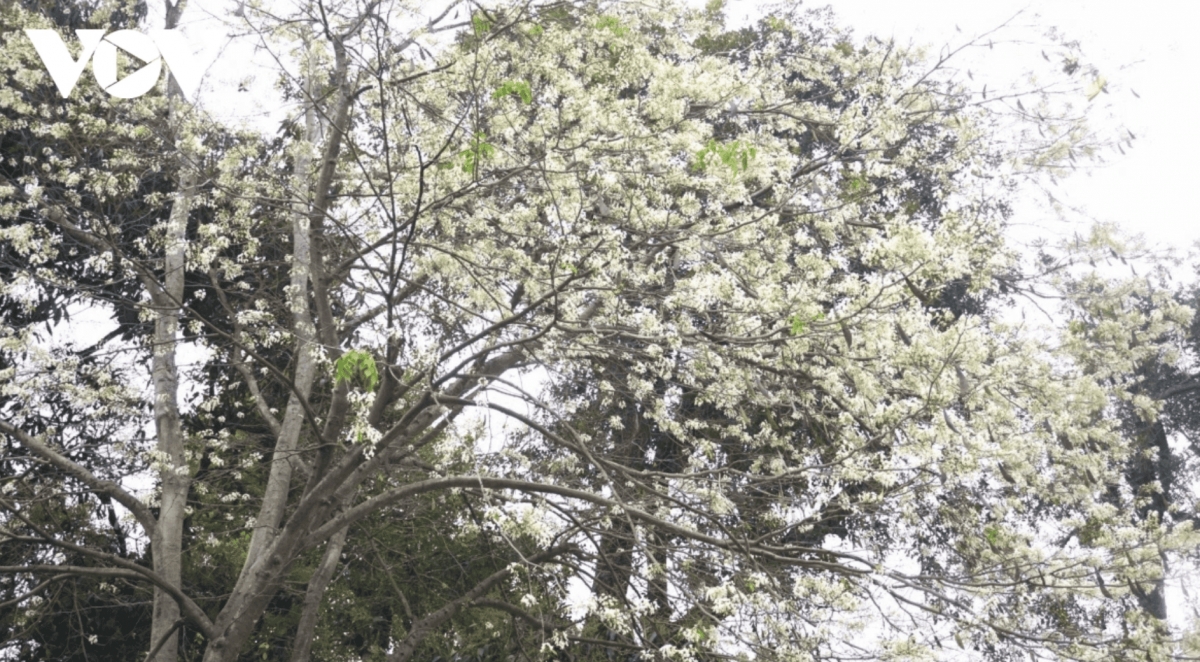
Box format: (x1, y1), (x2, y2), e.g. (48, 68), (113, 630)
(492, 80), (533, 104)
(692, 139), (757, 174)
(471, 14), (492, 35)
(458, 132), (494, 175)
(787, 312), (824, 336)
(334, 349), (379, 392)
(596, 15), (629, 37)
(788, 314), (806, 336)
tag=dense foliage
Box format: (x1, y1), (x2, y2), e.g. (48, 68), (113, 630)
(1, 1), (1197, 661)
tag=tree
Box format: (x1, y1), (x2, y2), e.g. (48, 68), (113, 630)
(1, 0), (1194, 660)
(1051, 230), (1200, 632)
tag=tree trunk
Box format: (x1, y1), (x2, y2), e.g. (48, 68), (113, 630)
(147, 5), (195, 658)
(1127, 419), (1174, 621)
(203, 40), (342, 662)
(288, 526), (349, 662)
(148, 149), (194, 662)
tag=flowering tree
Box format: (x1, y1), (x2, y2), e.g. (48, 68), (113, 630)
(1, 0), (1195, 661)
(1050, 232), (1200, 637)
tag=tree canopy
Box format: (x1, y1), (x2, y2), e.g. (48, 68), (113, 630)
(1, 1), (1198, 661)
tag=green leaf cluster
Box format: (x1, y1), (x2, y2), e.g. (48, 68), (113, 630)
(438, 132), (496, 175)
(334, 349), (379, 392)
(595, 15), (629, 37)
(471, 14), (491, 35)
(460, 132), (495, 175)
(491, 80), (533, 105)
(787, 312), (824, 336)
(692, 138), (757, 174)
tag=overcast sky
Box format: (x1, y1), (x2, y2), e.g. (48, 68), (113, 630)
(810, 0), (1200, 254)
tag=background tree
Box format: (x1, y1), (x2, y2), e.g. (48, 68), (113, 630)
(1050, 231), (1200, 638)
(1, 1), (1195, 661)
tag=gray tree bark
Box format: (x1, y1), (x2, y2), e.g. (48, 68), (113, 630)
(147, 5), (198, 658)
(287, 526), (349, 662)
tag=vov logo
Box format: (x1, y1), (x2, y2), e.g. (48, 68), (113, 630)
(25, 29), (198, 100)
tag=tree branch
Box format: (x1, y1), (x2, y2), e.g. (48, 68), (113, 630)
(0, 419), (157, 534)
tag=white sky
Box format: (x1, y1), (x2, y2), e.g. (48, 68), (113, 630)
(808, 0), (1200, 254)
